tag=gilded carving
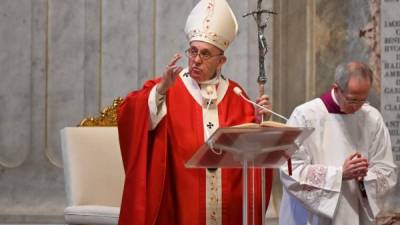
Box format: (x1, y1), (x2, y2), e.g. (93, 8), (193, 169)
(79, 97), (124, 127)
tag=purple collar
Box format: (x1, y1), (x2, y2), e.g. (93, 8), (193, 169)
(320, 90), (344, 114)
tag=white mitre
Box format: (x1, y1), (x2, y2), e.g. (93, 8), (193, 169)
(185, 0), (239, 51)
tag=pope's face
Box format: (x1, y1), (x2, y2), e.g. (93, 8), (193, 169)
(187, 41), (226, 82)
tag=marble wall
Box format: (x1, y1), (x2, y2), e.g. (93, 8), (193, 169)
(0, 0), (276, 224)
(380, 0), (400, 213)
(272, 0), (382, 116)
(0, 0), (396, 224)
(314, 0), (381, 106)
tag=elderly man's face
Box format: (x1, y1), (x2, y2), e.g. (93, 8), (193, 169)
(187, 41), (226, 82)
(335, 77), (371, 114)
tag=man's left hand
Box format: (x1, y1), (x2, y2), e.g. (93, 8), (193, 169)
(255, 94), (272, 121)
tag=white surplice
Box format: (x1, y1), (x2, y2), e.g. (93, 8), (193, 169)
(279, 95), (397, 225)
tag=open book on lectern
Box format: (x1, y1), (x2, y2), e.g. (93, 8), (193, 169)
(185, 121), (314, 168)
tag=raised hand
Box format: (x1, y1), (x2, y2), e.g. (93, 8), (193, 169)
(156, 53), (183, 95)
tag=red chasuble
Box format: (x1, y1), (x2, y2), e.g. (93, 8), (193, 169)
(117, 76), (273, 225)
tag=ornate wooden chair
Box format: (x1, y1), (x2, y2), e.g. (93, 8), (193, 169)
(60, 98), (124, 225)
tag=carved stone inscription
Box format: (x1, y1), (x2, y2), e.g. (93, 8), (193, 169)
(381, 0), (400, 163)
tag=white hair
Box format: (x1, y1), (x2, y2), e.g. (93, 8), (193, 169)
(334, 62), (373, 91)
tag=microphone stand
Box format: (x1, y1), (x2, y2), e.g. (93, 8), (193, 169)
(243, 2), (277, 225)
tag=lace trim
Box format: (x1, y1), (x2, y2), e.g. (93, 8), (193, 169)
(300, 188), (337, 211)
(305, 165), (327, 188)
(370, 167), (390, 195)
(296, 166), (328, 209)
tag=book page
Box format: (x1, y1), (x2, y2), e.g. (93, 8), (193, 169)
(232, 120), (288, 128)
(260, 120), (288, 128)
(231, 123), (260, 128)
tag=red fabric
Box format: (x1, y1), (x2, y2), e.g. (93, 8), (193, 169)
(117, 76), (273, 225)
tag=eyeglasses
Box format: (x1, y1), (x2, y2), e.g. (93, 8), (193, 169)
(337, 88), (368, 105)
(185, 48), (223, 61)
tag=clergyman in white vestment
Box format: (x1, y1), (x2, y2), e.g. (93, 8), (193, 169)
(279, 61), (397, 225)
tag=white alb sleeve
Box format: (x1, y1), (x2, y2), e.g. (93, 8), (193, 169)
(280, 108), (343, 218)
(148, 84), (167, 130)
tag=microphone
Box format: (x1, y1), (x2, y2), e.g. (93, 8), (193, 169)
(206, 85), (213, 96)
(234, 87), (293, 175)
(233, 87), (288, 121)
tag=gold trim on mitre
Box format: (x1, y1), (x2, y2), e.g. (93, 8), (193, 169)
(185, 0), (238, 51)
(78, 97), (124, 127)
